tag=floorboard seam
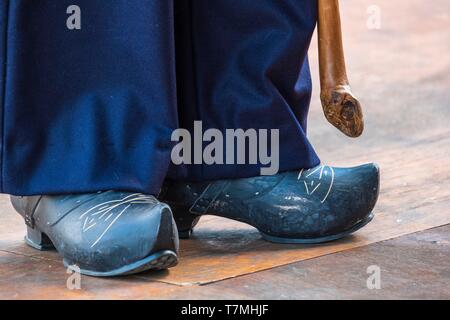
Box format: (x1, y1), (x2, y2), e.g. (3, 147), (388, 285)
(0, 248), (58, 262)
(197, 223), (450, 287)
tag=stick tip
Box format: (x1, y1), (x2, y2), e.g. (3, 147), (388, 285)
(321, 85), (364, 138)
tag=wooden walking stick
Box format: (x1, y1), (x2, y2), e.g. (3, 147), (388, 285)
(318, 0), (364, 137)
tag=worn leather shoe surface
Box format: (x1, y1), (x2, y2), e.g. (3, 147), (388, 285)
(11, 192), (179, 277)
(160, 164), (380, 244)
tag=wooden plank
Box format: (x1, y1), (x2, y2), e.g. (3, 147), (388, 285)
(0, 249), (192, 299)
(1, 224), (448, 299)
(0, 250), (247, 300)
(203, 225), (450, 300)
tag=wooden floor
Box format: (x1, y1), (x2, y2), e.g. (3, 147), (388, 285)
(0, 0), (449, 299)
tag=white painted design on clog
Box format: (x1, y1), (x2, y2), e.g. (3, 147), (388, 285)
(79, 193), (157, 248)
(298, 166), (335, 203)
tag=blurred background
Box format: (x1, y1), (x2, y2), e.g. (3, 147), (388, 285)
(308, 0), (450, 164)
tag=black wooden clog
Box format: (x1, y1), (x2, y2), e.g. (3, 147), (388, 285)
(11, 191), (179, 277)
(160, 164), (380, 244)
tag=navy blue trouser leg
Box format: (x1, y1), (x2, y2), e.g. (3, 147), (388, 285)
(170, 0), (319, 182)
(0, 0), (319, 196)
(1, 1), (179, 195)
